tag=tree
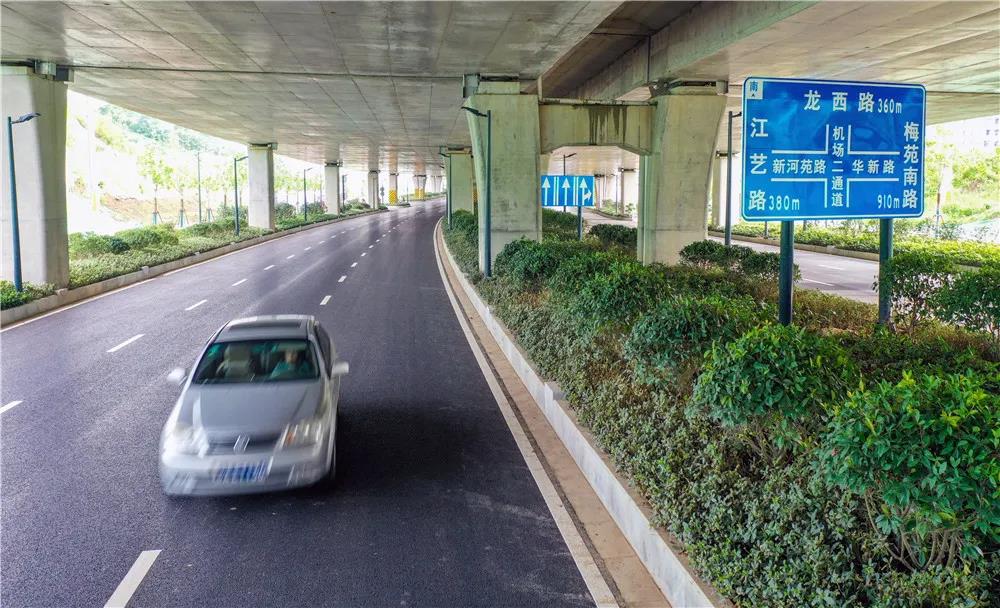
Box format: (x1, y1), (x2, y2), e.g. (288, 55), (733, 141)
(138, 149), (175, 220)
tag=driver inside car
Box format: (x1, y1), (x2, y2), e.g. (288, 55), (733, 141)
(269, 345), (314, 380)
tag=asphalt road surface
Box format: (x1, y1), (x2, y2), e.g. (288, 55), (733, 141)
(1, 200), (594, 607)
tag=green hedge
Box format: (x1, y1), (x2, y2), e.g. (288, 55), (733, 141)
(3, 207), (380, 309)
(444, 213), (999, 606)
(710, 222), (1000, 267)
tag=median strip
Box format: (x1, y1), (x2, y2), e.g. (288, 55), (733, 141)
(184, 299), (207, 311)
(103, 549), (161, 608)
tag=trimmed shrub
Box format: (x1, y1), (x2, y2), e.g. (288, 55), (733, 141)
(794, 288), (878, 332)
(934, 266), (1000, 345)
(493, 239), (597, 288)
(568, 257), (670, 329)
(274, 202), (296, 220)
(68, 232), (129, 258)
(881, 251), (957, 330)
(821, 372), (999, 570)
(589, 224), (636, 249)
(692, 324), (858, 459)
(115, 225), (179, 249)
(542, 208), (579, 241)
(680, 240), (751, 271)
(738, 249), (799, 281)
(1, 280), (55, 309)
(624, 294), (767, 390)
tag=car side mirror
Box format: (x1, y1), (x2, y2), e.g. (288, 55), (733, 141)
(167, 367), (188, 386)
(330, 361), (349, 376)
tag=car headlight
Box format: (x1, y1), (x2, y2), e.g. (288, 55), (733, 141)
(279, 417), (326, 450)
(163, 422), (208, 456)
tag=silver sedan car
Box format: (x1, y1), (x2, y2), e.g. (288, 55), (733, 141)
(160, 315), (348, 496)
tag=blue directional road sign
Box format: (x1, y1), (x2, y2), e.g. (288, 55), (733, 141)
(540, 174), (595, 207)
(741, 77), (925, 221)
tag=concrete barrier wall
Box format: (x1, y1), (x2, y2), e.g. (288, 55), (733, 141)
(1, 210), (385, 326)
(438, 224), (729, 608)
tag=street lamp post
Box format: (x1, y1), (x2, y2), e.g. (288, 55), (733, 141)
(6, 111), (41, 292)
(462, 105), (492, 277)
(303, 167), (313, 221)
(234, 155), (247, 237)
(439, 152), (452, 228)
(196, 150), (202, 223)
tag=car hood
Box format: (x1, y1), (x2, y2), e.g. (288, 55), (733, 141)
(178, 381), (324, 434)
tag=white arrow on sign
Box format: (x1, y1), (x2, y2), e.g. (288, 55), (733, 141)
(541, 177), (551, 205)
(561, 178), (572, 206)
(578, 178), (592, 206)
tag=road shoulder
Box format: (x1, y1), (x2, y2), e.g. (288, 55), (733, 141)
(434, 221), (670, 608)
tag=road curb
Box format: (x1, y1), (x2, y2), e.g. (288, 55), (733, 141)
(436, 225), (729, 608)
(1, 209), (387, 327)
(708, 230), (881, 261)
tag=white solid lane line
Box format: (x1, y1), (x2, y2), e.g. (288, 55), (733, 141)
(103, 550), (161, 608)
(338, 275), (347, 283)
(185, 299), (207, 311)
(107, 334), (144, 353)
(264, 264), (275, 270)
(803, 278), (834, 286)
(320, 295), (332, 306)
(286, 254), (295, 259)
(818, 264), (845, 270)
(231, 278), (247, 286)
(351, 262), (358, 268)
(0, 400), (23, 415)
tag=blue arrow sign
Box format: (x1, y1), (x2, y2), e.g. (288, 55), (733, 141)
(540, 175), (595, 207)
(741, 77), (925, 221)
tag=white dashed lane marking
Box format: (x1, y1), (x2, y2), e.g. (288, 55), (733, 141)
(338, 275), (346, 283)
(103, 550), (161, 608)
(184, 299), (207, 311)
(351, 262), (357, 268)
(0, 400), (23, 415)
(320, 295), (331, 306)
(803, 278), (834, 286)
(264, 264), (275, 270)
(231, 278), (247, 286)
(107, 334), (144, 353)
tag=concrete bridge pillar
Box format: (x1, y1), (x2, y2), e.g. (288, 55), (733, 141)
(367, 170), (379, 208)
(431, 175), (442, 194)
(1, 66), (69, 288)
(465, 80), (541, 272)
(388, 173), (398, 205)
(638, 88), (726, 265)
(247, 143), (275, 230)
(448, 152), (475, 214)
(324, 162), (341, 214)
(619, 168), (638, 217)
(710, 154), (723, 227)
(414, 175), (427, 199)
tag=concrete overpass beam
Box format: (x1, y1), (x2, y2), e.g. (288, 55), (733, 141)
(1, 66), (69, 288)
(324, 162), (342, 214)
(538, 101), (654, 155)
(448, 152), (475, 214)
(246, 143), (275, 230)
(639, 87), (726, 264)
(367, 170), (379, 208)
(465, 80), (541, 272)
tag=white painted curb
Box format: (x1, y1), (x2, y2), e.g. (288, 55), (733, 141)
(437, 224), (729, 608)
(1, 209), (386, 326)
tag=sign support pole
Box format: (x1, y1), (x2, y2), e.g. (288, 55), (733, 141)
(577, 203), (583, 240)
(725, 112), (734, 246)
(878, 218), (893, 326)
(779, 220), (794, 325)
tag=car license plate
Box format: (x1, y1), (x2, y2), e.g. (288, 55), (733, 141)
(214, 461), (268, 484)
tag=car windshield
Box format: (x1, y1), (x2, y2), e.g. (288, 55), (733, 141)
(192, 339), (319, 384)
